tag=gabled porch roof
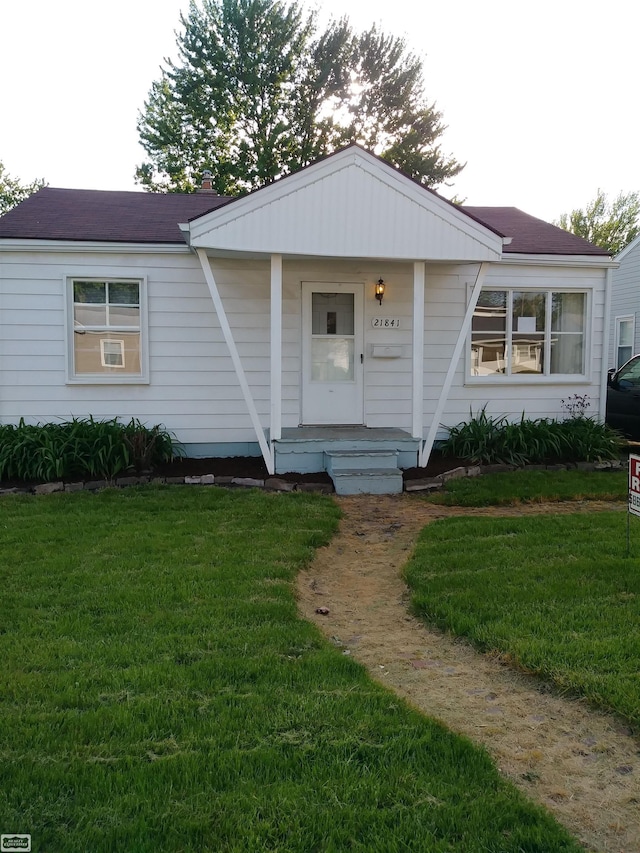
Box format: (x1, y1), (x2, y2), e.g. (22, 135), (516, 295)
(187, 146), (504, 262)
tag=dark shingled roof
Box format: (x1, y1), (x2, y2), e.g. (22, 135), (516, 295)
(0, 187), (230, 243)
(0, 187), (610, 257)
(461, 206), (610, 256)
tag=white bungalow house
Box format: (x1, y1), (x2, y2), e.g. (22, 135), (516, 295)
(0, 145), (614, 493)
(609, 234), (640, 369)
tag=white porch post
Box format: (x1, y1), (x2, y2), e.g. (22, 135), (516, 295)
(270, 254), (282, 445)
(412, 261), (425, 440)
(196, 248), (275, 474)
(419, 262), (489, 467)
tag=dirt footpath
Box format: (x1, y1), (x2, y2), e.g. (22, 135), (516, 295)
(297, 495), (639, 853)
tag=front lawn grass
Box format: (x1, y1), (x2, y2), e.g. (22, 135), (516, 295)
(0, 487), (581, 852)
(405, 512), (640, 728)
(427, 468), (627, 506)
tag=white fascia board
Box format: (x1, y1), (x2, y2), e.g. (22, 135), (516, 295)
(499, 253), (617, 269)
(0, 239), (191, 255)
(188, 147), (503, 257)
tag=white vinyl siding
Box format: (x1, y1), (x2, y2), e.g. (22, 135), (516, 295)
(0, 250), (608, 449)
(610, 237), (640, 368)
(0, 251), (280, 445)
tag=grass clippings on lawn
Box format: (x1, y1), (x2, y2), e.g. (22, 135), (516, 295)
(0, 487), (581, 852)
(405, 510), (640, 727)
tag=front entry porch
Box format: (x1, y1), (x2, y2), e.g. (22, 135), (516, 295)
(273, 427), (419, 494)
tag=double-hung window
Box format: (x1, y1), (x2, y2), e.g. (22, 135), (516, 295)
(470, 288), (587, 378)
(615, 315), (635, 368)
(67, 278), (148, 382)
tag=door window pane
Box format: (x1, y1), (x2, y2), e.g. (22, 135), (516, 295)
(312, 293), (354, 335)
(311, 339), (354, 381)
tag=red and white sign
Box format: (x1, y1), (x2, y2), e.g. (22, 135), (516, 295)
(629, 455), (640, 517)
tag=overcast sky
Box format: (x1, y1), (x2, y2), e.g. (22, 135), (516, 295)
(1, 0), (638, 222)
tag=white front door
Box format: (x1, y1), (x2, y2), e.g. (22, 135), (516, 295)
(301, 282), (364, 424)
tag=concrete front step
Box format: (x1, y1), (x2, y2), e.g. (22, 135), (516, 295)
(324, 449), (399, 474)
(329, 467), (404, 495)
(273, 427), (420, 474)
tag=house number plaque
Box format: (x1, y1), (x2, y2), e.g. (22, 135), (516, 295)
(371, 317), (401, 328)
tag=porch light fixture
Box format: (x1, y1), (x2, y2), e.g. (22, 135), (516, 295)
(375, 279), (385, 305)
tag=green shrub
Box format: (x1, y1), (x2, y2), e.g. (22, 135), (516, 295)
(553, 416), (623, 462)
(0, 417), (178, 482)
(441, 406), (623, 465)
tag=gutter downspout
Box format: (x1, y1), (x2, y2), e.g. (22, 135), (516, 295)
(196, 248), (275, 474)
(419, 261), (489, 466)
(599, 265), (613, 424)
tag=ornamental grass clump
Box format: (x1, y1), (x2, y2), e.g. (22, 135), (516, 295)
(0, 417), (177, 483)
(441, 405), (622, 466)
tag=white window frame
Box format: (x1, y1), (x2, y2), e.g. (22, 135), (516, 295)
(614, 314), (635, 368)
(64, 274), (149, 384)
(467, 286), (592, 384)
(100, 338), (126, 369)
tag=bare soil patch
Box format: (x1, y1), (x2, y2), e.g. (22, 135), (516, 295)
(297, 495), (639, 853)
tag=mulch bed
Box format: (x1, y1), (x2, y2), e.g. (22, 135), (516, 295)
(156, 449), (469, 483)
(0, 450), (471, 490)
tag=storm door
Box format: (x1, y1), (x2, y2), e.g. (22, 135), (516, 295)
(301, 282), (364, 424)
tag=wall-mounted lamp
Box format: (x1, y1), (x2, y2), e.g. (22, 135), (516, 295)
(375, 278), (385, 306)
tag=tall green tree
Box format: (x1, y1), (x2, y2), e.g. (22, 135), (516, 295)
(555, 189), (640, 255)
(136, 0), (462, 195)
(0, 161), (45, 216)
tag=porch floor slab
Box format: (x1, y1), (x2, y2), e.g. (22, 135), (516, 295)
(273, 427), (420, 488)
(278, 426), (416, 442)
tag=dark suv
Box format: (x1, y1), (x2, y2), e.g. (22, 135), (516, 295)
(606, 355), (640, 438)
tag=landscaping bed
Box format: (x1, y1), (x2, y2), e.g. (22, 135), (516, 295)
(0, 450), (628, 496)
(0, 449), (473, 494)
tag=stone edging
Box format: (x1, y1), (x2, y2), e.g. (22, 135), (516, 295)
(0, 473), (334, 497)
(0, 459), (627, 498)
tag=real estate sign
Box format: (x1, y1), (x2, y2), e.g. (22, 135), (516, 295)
(629, 455), (640, 517)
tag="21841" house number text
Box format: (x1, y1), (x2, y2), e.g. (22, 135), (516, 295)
(371, 317), (401, 328)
